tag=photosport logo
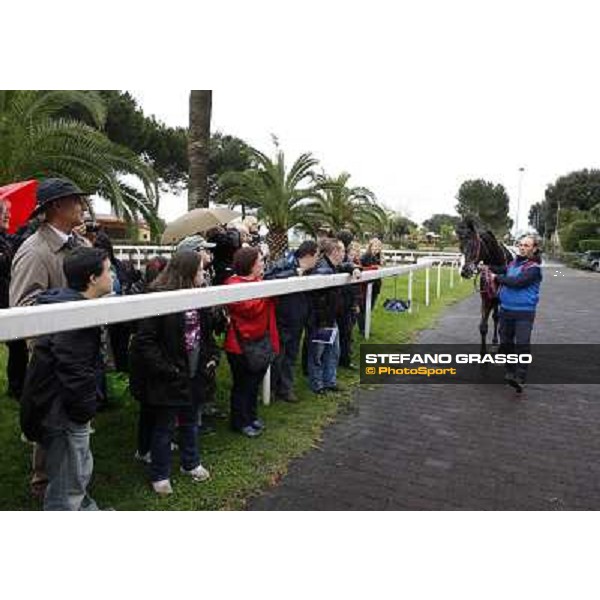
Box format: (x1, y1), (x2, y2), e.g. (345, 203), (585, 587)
(359, 345), (600, 385)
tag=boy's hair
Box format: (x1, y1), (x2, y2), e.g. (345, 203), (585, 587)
(296, 240), (318, 259)
(63, 247), (108, 292)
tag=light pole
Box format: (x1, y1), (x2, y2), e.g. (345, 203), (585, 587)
(515, 167), (525, 237)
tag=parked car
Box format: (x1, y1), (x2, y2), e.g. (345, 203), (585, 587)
(579, 250), (600, 271)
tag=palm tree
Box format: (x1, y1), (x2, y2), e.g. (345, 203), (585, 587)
(219, 144), (319, 259)
(188, 90), (212, 210)
(0, 90), (159, 232)
(305, 172), (385, 236)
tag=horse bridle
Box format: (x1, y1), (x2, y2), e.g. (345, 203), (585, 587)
(461, 230), (482, 278)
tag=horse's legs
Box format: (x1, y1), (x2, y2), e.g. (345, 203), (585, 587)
(491, 301), (500, 346)
(479, 302), (490, 355)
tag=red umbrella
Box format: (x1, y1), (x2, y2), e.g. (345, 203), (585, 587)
(0, 180), (37, 234)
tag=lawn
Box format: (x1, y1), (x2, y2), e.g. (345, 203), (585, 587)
(0, 269), (473, 510)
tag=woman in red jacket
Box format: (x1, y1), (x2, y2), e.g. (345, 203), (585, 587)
(225, 247), (280, 437)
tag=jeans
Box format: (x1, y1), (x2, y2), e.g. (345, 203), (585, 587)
(150, 403), (199, 482)
(307, 327), (340, 392)
(42, 420), (98, 511)
(271, 324), (303, 398)
(227, 352), (267, 430)
(499, 313), (535, 382)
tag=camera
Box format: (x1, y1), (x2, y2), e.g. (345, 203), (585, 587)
(84, 219), (100, 234)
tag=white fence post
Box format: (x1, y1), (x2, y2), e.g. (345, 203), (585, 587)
(425, 267), (430, 306)
(262, 366), (271, 406)
(408, 271), (413, 313)
(436, 261), (442, 299)
(364, 283), (373, 340)
(450, 261), (455, 288)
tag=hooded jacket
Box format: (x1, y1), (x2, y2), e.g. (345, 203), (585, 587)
(20, 288), (101, 438)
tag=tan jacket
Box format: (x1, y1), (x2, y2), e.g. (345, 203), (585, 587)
(9, 223), (89, 308)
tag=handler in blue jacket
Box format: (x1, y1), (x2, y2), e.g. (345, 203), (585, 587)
(489, 234), (542, 391)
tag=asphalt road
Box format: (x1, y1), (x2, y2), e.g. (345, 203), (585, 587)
(249, 263), (600, 510)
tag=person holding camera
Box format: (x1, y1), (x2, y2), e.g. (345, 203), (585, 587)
(205, 225), (242, 286)
(486, 234), (543, 392)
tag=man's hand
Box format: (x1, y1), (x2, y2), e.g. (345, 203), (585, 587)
(351, 268), (362, 281)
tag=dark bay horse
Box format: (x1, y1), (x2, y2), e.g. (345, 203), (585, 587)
(455, 217), (514, 353)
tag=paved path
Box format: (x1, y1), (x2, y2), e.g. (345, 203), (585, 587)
(249, 264), (600, 510)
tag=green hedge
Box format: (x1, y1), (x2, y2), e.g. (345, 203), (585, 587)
(579, 239), (600, 252)
(560, 220), (600, 251)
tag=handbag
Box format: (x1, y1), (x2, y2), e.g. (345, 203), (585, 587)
(231, 307), (276, 373)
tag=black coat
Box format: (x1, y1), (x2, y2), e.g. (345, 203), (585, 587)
(0, 231), (17, 309)
(20, 289), (101, 434)
(310, 256), (360, 330)
(264, 253), (311, 329)
(129, 308), (220, 409)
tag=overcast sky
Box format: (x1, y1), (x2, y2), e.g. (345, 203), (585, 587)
(75, 1), (600, 233)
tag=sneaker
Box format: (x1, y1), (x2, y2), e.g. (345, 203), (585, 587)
(134, 450), (152, 465)
(180, 464), (211, 482)
(152, 479), (173, 496)
(237, 425), (262, 438)
(251, 419), (265, 431)
(504, 373), (523, 393)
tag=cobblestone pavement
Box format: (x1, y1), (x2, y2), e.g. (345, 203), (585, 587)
(249, 264), (600, 510)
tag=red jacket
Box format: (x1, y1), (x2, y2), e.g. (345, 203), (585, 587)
(223, 274), (280, 355)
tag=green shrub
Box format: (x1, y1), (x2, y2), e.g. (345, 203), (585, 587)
(579, 239), (600, 252)
(560, 220), (600, 251)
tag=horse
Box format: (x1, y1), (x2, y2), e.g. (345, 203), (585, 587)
(455, 217), (514, 354)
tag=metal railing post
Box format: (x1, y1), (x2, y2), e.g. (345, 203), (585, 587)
(364, 283), (373, 340)
(262, 366), (271, 406)
(425, 267), (430, 306)
(437, 261), (442, 299)
(450, 261), (455, 288)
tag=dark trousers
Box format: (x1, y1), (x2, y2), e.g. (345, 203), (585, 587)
(337, 312), (356, 367)
(6, 339), (28, 397)
(149, 403), (200, 482)
(108, 323), (131, 373)
(499, 313), (535, 381)
(271, 324), (303, 398)
(227, 352), (267, 430)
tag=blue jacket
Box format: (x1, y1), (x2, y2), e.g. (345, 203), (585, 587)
(498, 255), (542, 313)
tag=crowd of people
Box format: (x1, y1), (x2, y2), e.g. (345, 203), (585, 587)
(0, 178), (385, 509)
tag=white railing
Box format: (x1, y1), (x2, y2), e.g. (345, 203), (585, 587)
(113, 244), (461, 270)
(0, 258), (462, 404)
(114, 245), (176, 270)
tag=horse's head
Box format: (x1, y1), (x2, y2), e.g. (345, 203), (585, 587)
(455, 216), (481, 279)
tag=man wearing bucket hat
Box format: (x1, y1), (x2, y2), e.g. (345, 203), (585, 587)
(9, 177), (91, 497)
(10, 178), (91, 308)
